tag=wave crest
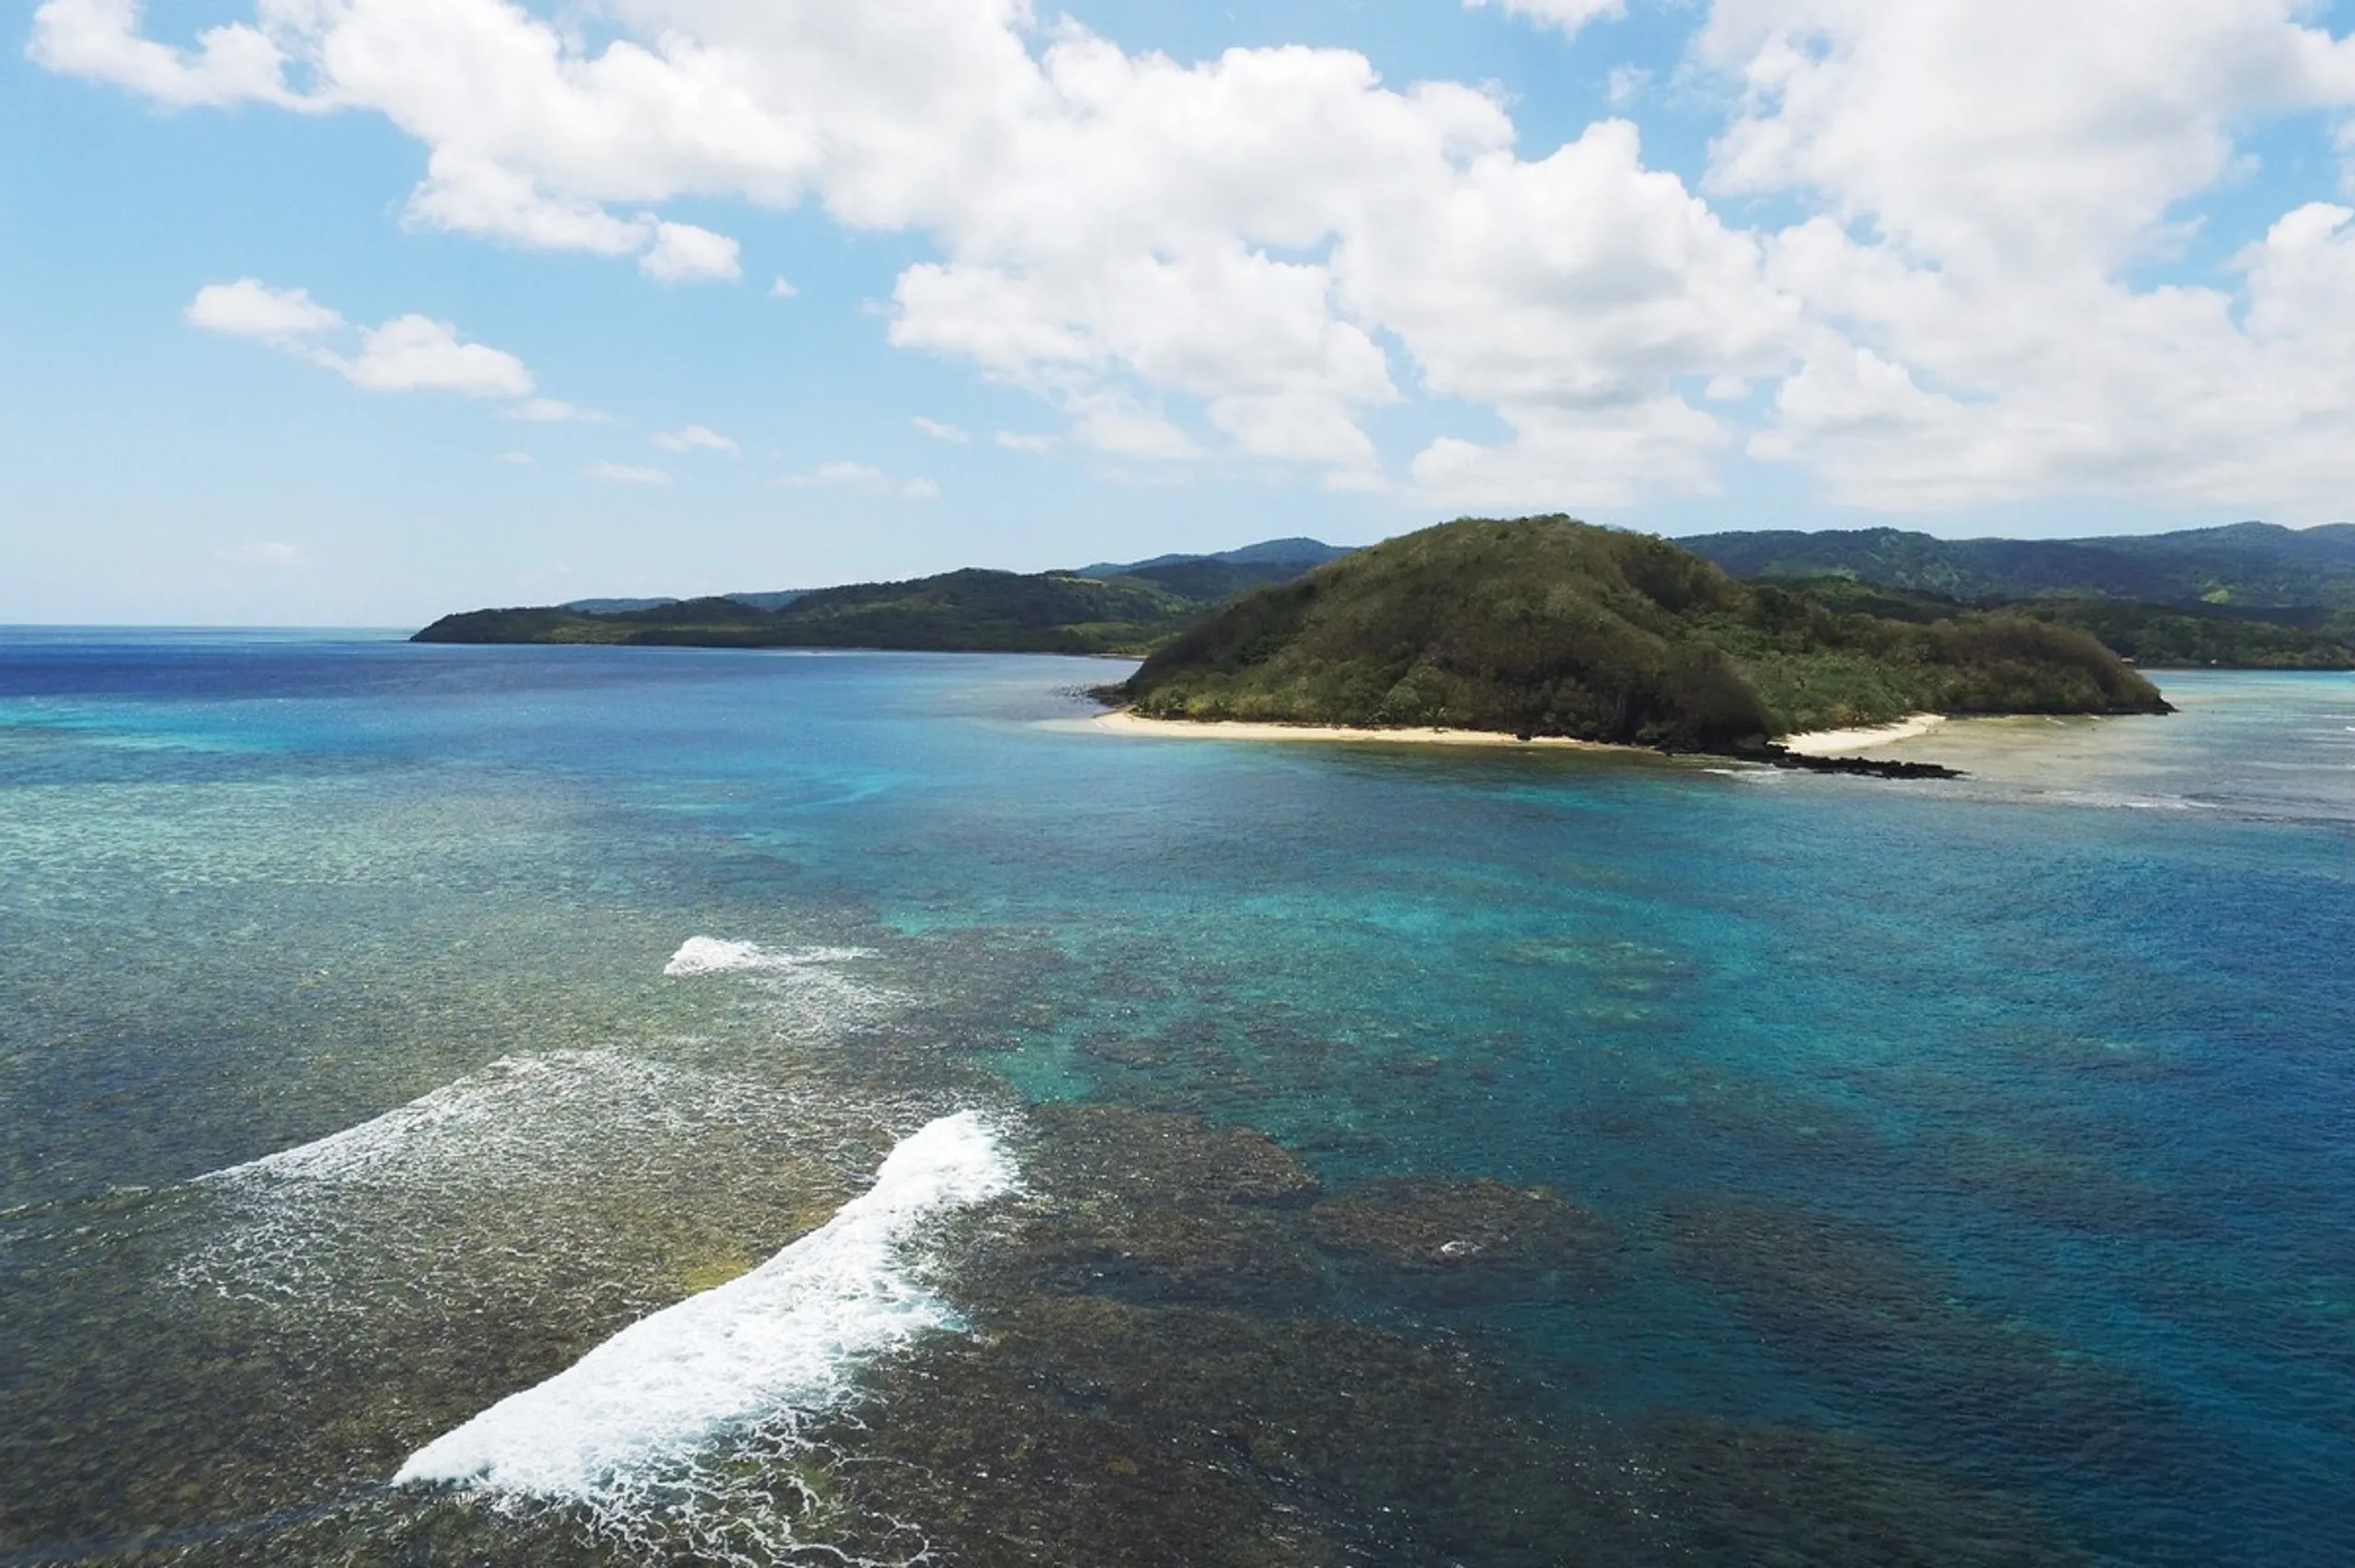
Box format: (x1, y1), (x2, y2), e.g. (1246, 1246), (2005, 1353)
(392, 1112), (1016, 1558)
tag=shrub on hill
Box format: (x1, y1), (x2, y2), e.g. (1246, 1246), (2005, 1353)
(1122, 518), (2168, 749)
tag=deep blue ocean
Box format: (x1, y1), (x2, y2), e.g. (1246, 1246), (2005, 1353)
(2, 630), (2349, 1567)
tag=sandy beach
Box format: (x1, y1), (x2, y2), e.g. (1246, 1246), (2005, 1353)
(1090, 709), (1631, 751)
(1777, 714), (1948, 756)
(1094, 707), (1956, 759)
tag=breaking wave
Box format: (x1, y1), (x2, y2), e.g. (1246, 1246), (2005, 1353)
(176, 1052), (889, 1320)
(664, 938), (876, 978)
(394, 1112), (1016, 1561)
(664, 937), (907, 1035)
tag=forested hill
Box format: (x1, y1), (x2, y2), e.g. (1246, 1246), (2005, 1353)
(1120, 517), (2169, 754)
(1681, 521), (2355, 610)
(412, 538), (1354, 655)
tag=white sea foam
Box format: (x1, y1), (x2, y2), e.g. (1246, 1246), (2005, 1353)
(664, 937), (874, 978)
(176, 1052), (892, 1326)
(201, 1053), (708, 1190)
(393, 1111), (1015, 1519)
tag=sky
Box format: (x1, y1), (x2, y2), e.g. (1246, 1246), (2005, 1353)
(8, 0), (2355, 625)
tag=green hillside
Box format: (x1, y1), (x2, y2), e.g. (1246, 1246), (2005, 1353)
(419, 569), (1201, 655)
(1120, 518), (2169, 752)
(1764, 576), (2355, 670)
(413, 538), (1358, 655)
(1682, 521), (2355, 610)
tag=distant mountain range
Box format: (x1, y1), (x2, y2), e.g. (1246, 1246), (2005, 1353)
(422, 521), (2355, 669)
(1679, 521), (2355, 668)
(1682, 521), (2355, 611)
(421, 538), (1359, 654)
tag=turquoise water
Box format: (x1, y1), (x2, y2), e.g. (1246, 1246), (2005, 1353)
(2, 631), (2349, 1566)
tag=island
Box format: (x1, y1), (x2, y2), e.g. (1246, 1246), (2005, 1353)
(1685, 520), (2355, 670)
(1109, 517), (2170, 774)
(410, 540), (1351, 656)
(412, 521), (2355, 671)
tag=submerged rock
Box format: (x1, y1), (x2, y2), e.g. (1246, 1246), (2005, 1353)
(1663, 1198), (2181, 1471)
(1021, 1103), (1322, 1208)
(817, 1293), (2091, 1568)
(988, 1205), (1327, 1309)
(1305, 1174), (1620, 1303)
(959, 1104), (1328, 1311)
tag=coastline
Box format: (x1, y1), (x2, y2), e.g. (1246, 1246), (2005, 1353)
(1092, 708), (1955, 760)
(1089, 710), (1637, 752)
(1778, 714), (1947, 756)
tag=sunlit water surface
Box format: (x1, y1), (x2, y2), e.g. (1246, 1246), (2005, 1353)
(1, 632), (2349, 1567)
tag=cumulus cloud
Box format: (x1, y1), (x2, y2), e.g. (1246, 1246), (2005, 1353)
(30, 0), (299, 108)
(640, 222), (742, 282)
(185, 279), (341, 340)
(1697, 0), (2355, 515)
(587, 462), (671, 484)
(185, 280), (533, 398)
(913, 416), (971, 443)
(653, 424), (741, 454)
(337, 315), (533, 396)
(995, 430), (1055, 452)
(769, 276), (799, 298)
(497, 450), (534, 464)
(57, 0), (2355, 518)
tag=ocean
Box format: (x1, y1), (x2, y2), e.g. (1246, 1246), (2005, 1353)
(1, 630), (2349, 1567)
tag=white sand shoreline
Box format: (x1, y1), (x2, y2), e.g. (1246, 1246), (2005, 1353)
(1089, 706), (1956, 761)
(1777, 714), (1947, 756)
(1089, 710), (1632, 751)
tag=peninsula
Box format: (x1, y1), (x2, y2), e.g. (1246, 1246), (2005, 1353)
(1111, 517), (2168, 766)
(412, 521), (2355, 670)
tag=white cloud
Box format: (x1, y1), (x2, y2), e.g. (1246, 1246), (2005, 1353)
(780, 461), (884, 489)
(769, 275), (799, 298)
(1697, 0), (2355, 516)
(587, 462), (671, 484)
(778, 460), (936, 498)
(640, 222), (742, 282)
(1411, 396), (1731, 511)
(64, 1), (2355, 520)
(653, 424), (741, 455)
(913, 416), (971, 443)
(336, 315), (534, 397)
(498, 450), (534, 464)
(1699, 0), (2355, 274)
(185, 279), (341, 340)
(185, 280), (534, 399)
(506, 398), (613, 424)
(1067, 395), (1201, 462)
(1463, 0), (1628, 40)
(30, 0), (299, 108)
(994, 430), (1056, 452)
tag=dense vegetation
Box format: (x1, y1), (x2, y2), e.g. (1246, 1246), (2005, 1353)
(1768, 578), (2355, 670)
(1683, 521), (2355, 610)
(2014, 600), (2355, 669)
(414, 542), (1350, 655)
(1120, 518), (2169, 750)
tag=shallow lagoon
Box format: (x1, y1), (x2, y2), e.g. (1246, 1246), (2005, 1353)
(1, 634), (2349, 1566)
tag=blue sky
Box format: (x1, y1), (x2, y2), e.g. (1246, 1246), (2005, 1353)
(7, 0), (2355, 624)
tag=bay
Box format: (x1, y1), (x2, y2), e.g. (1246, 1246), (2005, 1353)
(2, 632), (2349, 1566)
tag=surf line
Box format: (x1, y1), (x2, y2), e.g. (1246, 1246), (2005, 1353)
(392, 1111), (1016, 1503)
